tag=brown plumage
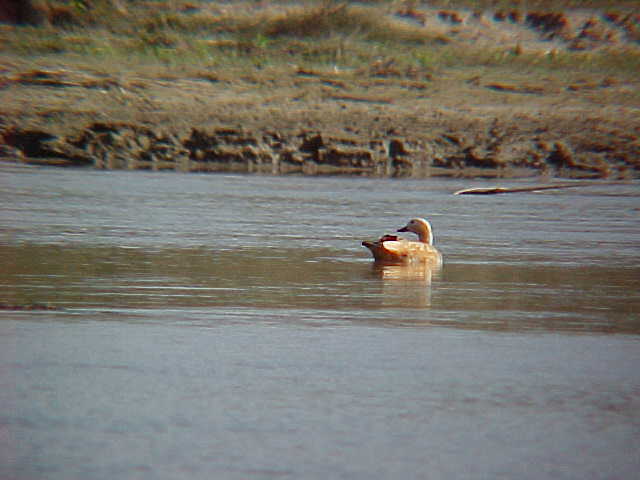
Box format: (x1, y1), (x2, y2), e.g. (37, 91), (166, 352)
(362, 218), (442, 265)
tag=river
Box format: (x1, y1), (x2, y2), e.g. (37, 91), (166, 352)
(1, 164), (639, 479)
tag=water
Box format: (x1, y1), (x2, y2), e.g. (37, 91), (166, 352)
(1, 164), (639, 479)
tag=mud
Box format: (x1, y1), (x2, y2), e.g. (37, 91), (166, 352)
(3, 115), (637, 178)
(2, 99), (638, 178)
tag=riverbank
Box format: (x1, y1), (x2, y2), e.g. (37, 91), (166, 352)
(1, 1), (639, 178)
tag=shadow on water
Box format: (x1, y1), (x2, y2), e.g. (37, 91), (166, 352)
(2, 243), (638, 334)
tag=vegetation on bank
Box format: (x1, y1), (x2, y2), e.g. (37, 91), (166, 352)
(1, 0), (639, 78)
(2, 1), (639, 179)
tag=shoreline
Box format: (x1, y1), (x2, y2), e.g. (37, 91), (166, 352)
(2, 109), (637, 178)
(1, 2), (639, 179)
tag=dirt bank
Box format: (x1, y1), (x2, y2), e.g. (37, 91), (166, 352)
(1, 3), (639, 178)
(2, 64), (638, 179)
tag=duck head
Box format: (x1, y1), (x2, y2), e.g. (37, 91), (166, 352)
(397, 218), (434, 245)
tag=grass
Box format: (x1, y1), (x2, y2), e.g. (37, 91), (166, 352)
(1, 0), (639, 78)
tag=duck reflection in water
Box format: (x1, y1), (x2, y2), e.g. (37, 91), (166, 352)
(370, 262), (440, 308)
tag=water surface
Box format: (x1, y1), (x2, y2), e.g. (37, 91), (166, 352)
(1, 165), (639, 479)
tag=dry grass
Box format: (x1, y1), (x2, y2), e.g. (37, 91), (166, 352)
(1, 1), (639, 79)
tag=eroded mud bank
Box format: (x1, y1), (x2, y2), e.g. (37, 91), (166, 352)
(2, 119), (638, 178)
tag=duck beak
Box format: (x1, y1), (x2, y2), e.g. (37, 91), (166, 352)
(397, 226), (409, 233)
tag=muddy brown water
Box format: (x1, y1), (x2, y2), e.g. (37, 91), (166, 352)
(1, 164), (639, 479)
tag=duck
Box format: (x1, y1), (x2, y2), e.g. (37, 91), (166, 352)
(362, 218), (442, 265)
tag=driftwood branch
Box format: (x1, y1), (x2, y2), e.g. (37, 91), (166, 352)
(453, 182), (626, 195)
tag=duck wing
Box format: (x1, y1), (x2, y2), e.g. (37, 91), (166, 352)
(361, 239), (413, 264)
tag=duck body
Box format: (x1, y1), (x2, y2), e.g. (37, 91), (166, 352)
(362, 218), (442, 266)
(362, 237), (441, 265)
